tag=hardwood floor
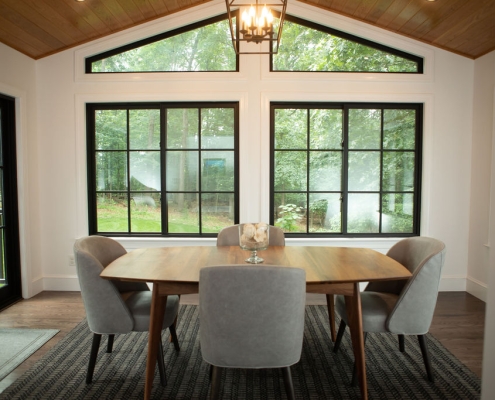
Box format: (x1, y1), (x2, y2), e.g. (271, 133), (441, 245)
(0, 291), (485, 394)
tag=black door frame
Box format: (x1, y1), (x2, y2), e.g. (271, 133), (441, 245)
(0, 93), (22, 310)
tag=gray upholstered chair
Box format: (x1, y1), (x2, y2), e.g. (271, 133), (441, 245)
(74, 236), (180, 385)
(333, 236), (446, 384)
(199, 265), (306, 400)
(216, 224), (285, 246)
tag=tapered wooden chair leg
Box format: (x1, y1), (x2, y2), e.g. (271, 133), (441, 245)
(169, 323), (180, 352)
(282, 366), (296, 400)
(86, 334), (102, 384)
(418, 335), (434, 382)
(210, 366), (223, 400)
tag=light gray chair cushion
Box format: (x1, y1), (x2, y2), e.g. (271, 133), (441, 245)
(74, 236), (179, 334)
(199, 265), (305, 369)
(336, 236), (446, 335)
(216, 225), (285, 246)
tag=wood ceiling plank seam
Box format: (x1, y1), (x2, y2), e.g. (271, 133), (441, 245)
(324, 0), (349, 13)
(420, 0), (494, 43)
(397, 7), (431, 37)
(440, 9), (495, 51)
(3, 0), (78, 45)
(88, 0), (133, 31)
(32, 0), (91, 42)
(411, 0), (466, 39)
(98, 0), (138, 27)
(364, 0), (395, 24)
(131, 0), (161, 20)
(373, 0), (410, 27)
(338, 0), (361, 15)
(48, 0), (101, 37)
(431, 4), (494, 47)
(148, 0), (171, 14)
(117, 0), (148, 24)
(60, 0), (112, 36)
(0, 23), (48, 58)
(353, 0), (382, 21)
(384, 0), (423, 32)
(0, 3), (66, 49)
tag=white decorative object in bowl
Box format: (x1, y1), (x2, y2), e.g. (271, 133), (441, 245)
(239, 223), (269, 264)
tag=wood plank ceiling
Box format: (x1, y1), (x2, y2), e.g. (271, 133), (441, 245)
(0, 0), (494, 60)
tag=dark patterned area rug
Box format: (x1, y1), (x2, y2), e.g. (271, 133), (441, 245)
(0, 305), (480, 399)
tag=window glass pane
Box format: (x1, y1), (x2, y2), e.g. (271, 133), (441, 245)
(131, 193), (161, 232)
(348, 193), (379, 233)
(274, 194), (307, 233)
(383, 152), (415, 192)
(201, 153), (234, 191)
(383, 109), (416, 150)
(91, 19), (236, 72)
(0, 174), (3, 226)
(309, 151), (341, 191)
(130, 109), (160, 150)
(95, 110), (127, 150)
(167, 193), (199, 233)
(348, 151), (380, 191)
(309, 193), (341, 233)
(130, 151), (161, 191)
(274, 109), (307, 149)
(96, 151), (127, 191)
(201, 193), (235, 233)
(97, 193), (128, 232)
(273, 20), (419, 72)
(166, 151), (198, 192)
(349, 109), (381, 149)
(382, 193), (414, 233)
(167, 109), (199, 149)
(274, 151), (307, 191)
(201, 108), (235, 149)
(310, 109), (342, 149)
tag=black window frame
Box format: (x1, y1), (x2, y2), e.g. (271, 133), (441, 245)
(86, 102), (239, 237)
(270, 102), (423, 237)
(85, 14), (239, 74)
(270, 14), (424, 73)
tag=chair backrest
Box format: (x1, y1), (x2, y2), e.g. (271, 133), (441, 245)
(199, 265), (306, 369)
(74, 236), (148, 334)
(367, 237), (446, 334)
(216, 224), (285, 246)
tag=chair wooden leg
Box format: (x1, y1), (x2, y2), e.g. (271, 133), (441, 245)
(86, 333), (102, 384)
(210, 366), (223, 400)
(157, 339), (167, 387)
(169, 323), (180, 352)
(326, 294), (336, 342)
(351, 332), (367, 387)
(281, 366), (296, 400)
(107, 334), (115, 353)
(418, 335), (434, 382)
(399, 334), (405, 352)
(333, 320), (347, 353)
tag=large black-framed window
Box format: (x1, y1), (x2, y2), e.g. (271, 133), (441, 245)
(87, 102), (239, 237)
(271, 102), (422, 236)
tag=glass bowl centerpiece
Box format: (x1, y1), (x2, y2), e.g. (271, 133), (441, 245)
(239, 223), (269, 264)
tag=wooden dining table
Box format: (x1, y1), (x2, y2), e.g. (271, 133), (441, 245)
(101, 245), (411, 400)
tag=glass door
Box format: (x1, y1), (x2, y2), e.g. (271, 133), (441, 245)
(0, 94), (21, 310)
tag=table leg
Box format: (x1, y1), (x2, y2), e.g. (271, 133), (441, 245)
(325, 294), (336, 342)
(144, 285), (167, 400)
(344, 282), (367, 400)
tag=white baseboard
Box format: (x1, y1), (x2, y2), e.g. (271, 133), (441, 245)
(42, 275), (81, 292)
(466, 277), (488, 302)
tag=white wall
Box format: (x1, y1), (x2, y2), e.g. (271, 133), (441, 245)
(1, 0), (479, 295)
(479, 51), (495, 399)
(0, 42), (43, 298)
(468, 51), (495, 301)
